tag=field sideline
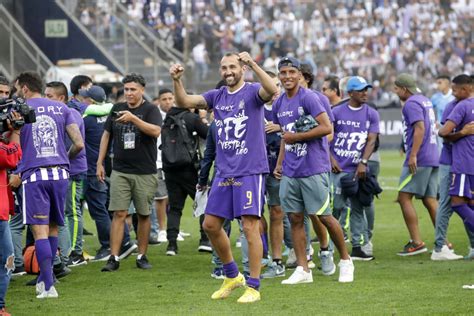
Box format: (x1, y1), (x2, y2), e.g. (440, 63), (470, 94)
(6, 150), (474, 315)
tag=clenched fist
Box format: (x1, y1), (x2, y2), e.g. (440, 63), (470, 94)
(169, 64), (185, 80)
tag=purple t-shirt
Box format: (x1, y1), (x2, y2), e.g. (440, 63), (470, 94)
(19, 98), (74, 179)
(202, 82), (269, 177)
(401, 94), (439, 167)
(447, 98), (474, 175)
(313, 90), (335, 123)
(272, 86), (331, 177)
(66, 109), (87, 176)
(439, 100), (457, 165)
(331, 102), (380, 172)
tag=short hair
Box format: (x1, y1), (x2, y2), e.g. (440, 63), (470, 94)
(436, 74), (451, 81)
(46, 81), (68, 101)
(15, 71), (43, 93)
(324, 75), (341, 97)
(158, 88), (173, 97)
(452, 74), (473, 85)
(122, 73), (146, 87)
(70, 75), (92, 95)
(300, 63), (314, 88)
(265, 71), (277, 78)
(0, 76), (9, 86)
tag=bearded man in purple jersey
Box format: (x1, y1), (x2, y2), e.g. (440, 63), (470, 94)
(394, 73), (439, 256)
(169, 52), (277, 303)
(14, 72), (84, 299)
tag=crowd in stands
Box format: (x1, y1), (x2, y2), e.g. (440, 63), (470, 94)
(75, 0), (473, 106)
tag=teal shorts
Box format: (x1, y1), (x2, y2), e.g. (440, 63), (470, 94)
(279, 173), (331, 215)
(398, 166), (439, 198)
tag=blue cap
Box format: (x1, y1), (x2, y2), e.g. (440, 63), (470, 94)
(346, 76), (373, 92)
(79, 85), (106, 103)
(278, 56), (301, 71)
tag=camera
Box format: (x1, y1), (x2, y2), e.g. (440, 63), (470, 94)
(0, 97), (36, 133)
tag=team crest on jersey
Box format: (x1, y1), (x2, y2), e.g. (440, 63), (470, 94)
(238, 99), (245, 109)
(32, 115), (59, 158)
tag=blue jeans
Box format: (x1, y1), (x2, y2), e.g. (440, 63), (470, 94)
(434, 164), (474, 250)
(84, 176), (112, 249)
(0, 220), (14, 308)
(283, 214), (311, 254)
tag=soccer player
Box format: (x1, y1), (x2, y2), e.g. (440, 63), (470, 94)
(330, 76), (380, 261)
(298, 63), (336, 276)
(439, 75), (474, 234)
(273, 57), (354, 284)
(432, 74), (474, 260)
(394, 73), (439, 256)
(14, 72), (84, 298)
(169, 52), (278, 303)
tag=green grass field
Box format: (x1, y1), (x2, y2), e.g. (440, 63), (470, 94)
(6, 151), (474, 315)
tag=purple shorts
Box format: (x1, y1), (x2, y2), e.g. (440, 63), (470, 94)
(205, 174), (265, 220)
(22, 179), (68, 225)
(449, 173), (474, 199)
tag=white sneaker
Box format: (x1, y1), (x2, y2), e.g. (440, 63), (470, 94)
(179, 230), (191, 237)
(431, 245), (463, 261)
(361, 241), (373, 256)
(36, 285), (58, 299)
(177, 233), (185, 241)
(157, 230), (167, 243)
(286, 248), (297, 268)
(338, 259), (354, 283)
(281, 266), (313, 285)
(36, 281), (45, 295)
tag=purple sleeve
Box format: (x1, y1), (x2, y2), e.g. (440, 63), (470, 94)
(404, 101), (424, 125)
(202, 89), (218, 109)
(303, 92), (325, 118)
(441, 101), (456, 125)
(251, 83), (266, 107)
(64, 106), (75, 126)
(368, 107), (380, 134)
(446, 102), (465, 127)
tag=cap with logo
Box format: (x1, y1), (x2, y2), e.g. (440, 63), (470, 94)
(346, 76), (373, 92)
(278, 57), (301, 71)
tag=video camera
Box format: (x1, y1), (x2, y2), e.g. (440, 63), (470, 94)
(0, 96), (36, 133)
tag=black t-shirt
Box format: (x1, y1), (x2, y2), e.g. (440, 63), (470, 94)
(104, 100), (162, 174)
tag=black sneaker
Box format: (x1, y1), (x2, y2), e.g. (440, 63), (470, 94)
(351, 247), (375, 261)
(93, 247), (111, 261)
(166, 242), (178, 256)
(53, 262), (72, 279)
(67, 251), (88, 267)
(12, 265), (27, 276)
(101, 256), (120, 272)
(136, 255), (152, 269)
(198, 240), (213, 253)
(119, 241), (138, 260)
(82, 228), (94, 236)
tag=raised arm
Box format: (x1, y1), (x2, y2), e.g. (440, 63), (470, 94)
(170, 64), (208, 109)
(439, 121), (474, 142)
(238, 52), (278, 102)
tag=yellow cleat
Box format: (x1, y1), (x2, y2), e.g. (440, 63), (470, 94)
(237, 287), (261, 303)
(211, 273), (245, 300)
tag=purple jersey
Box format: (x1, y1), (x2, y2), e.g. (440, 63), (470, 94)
(447, 98), (474, 175)
(401, 94), (439, 167)
(313, 90), (335, 123)
(19, 98), (74, 179)
(439, 100), (458, 165)
(331, 102), (380, 172)
(66, 109), (87, 176)
(202, 83), (269, 177)
(273, 86), (331, 177)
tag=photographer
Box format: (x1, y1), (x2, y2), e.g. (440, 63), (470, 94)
(1, 112), (23, 315)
